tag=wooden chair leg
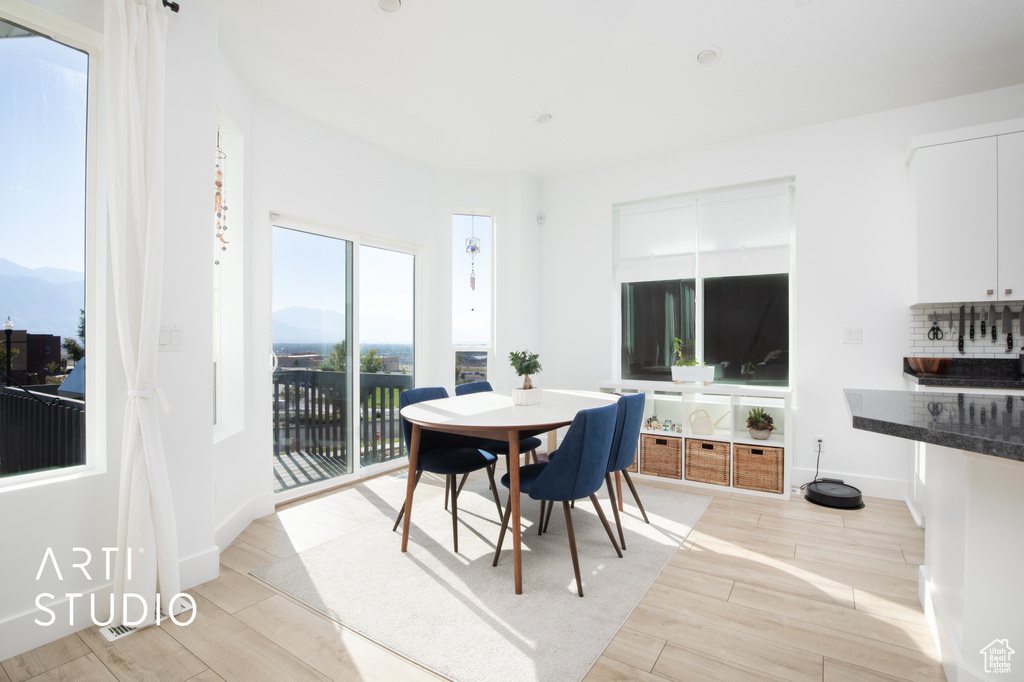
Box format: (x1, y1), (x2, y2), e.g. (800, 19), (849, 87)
(450, 474), (459, 554)
(605, 474), (626, 550)
(537, 500), (546, 535)
(484, 464), (503, 520)
(563, 501), (583, 597)
(530, 449), (538, 464)
(622, 470), (650, 524)
(393, 470), (423, 532)
(590, 494), (623, 558)
(492, 494), (514, 566)
(454, 472), (469, 501)
(444, 475), (450, 511)
(542, 497), (554, 533)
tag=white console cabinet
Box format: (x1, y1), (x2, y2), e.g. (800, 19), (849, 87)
(599, 380), (793, 499)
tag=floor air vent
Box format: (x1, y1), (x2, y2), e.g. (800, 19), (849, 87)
(100, 624), (137, 642)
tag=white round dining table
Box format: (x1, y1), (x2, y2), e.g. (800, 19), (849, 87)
(399, 388), (619, 594)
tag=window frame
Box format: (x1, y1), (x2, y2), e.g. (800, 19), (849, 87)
(0, 8), (104, 492)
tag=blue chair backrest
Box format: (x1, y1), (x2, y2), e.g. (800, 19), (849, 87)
(400, 386), (450, 453)
(530, 403), (618, 502)
(607, 393), (645, 473)
(455, 381), (492, 396)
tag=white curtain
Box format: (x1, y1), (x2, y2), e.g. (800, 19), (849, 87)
(104, 0), (180, 626)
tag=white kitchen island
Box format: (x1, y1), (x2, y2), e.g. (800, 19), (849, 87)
(845, 388), (1024, 681)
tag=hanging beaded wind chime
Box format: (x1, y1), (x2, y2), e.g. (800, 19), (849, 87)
(214, 126), (228, 265)
(465, 215), (482, 311)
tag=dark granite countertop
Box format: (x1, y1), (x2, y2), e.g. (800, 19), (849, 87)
(844, 388), (1024, 461)
(902, 357), (1024, 390)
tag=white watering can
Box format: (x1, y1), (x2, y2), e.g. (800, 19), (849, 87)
(688, 409), (729, 436)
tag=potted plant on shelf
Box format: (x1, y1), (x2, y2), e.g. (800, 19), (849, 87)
(509, 350), (542, 405)
(671, 338), (715, 383)
(746, 407), (775, 440)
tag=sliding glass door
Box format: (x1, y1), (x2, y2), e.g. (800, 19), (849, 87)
(271, 225), (416, 495)
(272, 226), (353, 493)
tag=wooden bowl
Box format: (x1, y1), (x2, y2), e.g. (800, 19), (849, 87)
(907, 357), (952, 374)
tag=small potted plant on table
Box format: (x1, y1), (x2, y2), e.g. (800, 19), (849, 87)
(746, 407), (775, 440)
(671, 338), (715, 383)
(509, 350), (542, 406)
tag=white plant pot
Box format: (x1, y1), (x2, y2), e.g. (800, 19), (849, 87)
(672, 365), (715, 383)
(512, 388), (541, 406)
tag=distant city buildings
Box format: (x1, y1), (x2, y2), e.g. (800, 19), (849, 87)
(3, 329), (61, 384)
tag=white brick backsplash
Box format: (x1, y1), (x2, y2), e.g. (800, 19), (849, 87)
(909, 303), (1024, 358)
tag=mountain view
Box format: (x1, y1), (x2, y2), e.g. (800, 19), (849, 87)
(0, 258), (84, 340)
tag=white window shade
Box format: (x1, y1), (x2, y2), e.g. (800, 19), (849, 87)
(697, 185), (792, 252)
(618, 253), (696, 283)
(616, 200), (696, 260)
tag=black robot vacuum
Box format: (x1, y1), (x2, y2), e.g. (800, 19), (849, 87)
(804, 478), (864, 509)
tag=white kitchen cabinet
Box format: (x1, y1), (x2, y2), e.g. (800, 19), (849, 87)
(912, 137), (997, 304)
(910, 120), (1024, 304)
(998, 132), (1024, 300)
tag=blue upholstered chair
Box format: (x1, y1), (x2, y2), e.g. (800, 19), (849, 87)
(393, 386), (503, 554)
(604, 393), (649, 550)
(455, 381), (543, 464)
(492, 402), (621, 597)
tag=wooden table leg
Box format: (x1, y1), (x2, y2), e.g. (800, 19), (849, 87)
(509, 429), (522, 594)
(547, 430), (558, 458)
(401, 424), (421, 553)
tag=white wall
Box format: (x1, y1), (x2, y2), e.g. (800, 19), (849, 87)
(540, 84), (1024, 498)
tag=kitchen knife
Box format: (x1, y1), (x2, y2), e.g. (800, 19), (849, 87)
(991, 304), (997, 341)
(958, 305), (965, 353)
(982, 308), (987, 336)
(970, 305), (975, 340)
(1006, 305), (1014, 351)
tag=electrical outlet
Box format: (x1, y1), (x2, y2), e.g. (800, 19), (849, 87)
(790, 486), (800, 495)
(814, 435), (826, 453)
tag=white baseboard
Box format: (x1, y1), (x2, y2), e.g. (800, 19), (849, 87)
(214, 493), (274, 550)
(790, 466), (907, 500)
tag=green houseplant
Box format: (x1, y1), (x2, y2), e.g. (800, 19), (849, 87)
(508, 350), (542, 405)
(671, 338), (714, 383)
(746, 407), (775, 440)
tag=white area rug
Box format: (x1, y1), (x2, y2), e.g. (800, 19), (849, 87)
(251, 475), (709, 682)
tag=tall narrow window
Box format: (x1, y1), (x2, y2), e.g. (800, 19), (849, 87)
(0, 18), (89, 479)
(452, 214), (492, 385)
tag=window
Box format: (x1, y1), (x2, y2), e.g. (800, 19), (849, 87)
(452, 214), (492, 385)
(616, 181), (793, 386)
(0, 17), (90, 479)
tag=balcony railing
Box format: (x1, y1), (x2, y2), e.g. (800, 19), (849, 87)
(0, 386), (85, 477)
(272, 369), (414, 488)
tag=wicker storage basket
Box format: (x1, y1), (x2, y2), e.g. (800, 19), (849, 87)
(685, 438), (730, 486)
(625, 442), (638, 473)
(639, 434), (682, 479)
(733, 444), (784, 493)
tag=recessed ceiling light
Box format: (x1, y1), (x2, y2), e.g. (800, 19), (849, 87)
(373, 0), (402, 14)
(694, 45), (722, 66)
(535, 112), (554, 124)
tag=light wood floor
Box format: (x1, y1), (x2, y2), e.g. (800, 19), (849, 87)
(1, 471), (944, 682)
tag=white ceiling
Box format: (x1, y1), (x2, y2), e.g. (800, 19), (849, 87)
(210, 0), (1024, 177)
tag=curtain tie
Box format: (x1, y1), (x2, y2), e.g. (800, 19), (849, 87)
(127, 386), (171, 413)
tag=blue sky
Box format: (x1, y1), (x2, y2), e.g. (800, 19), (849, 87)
(0, 31), (88, 274)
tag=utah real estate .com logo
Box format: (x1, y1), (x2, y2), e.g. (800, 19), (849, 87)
(34, 547), (197, 627)
(980, 639), (1015, 675)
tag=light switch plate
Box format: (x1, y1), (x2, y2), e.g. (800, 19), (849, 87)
(159, 325), (183, 352)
